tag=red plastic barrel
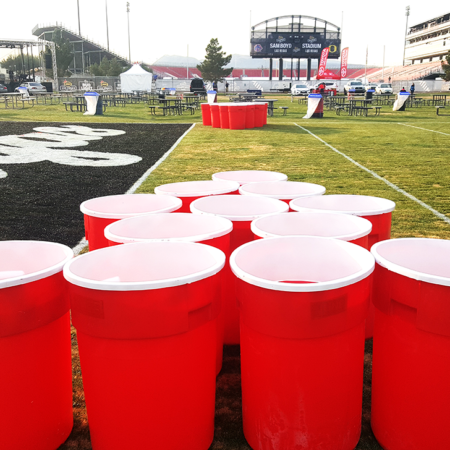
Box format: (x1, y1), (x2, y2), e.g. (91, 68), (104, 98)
(312, 98), (324, 118)
(251, 212), (372, 248)
(64, 242), (225, 450)
(240, 180), (326, 206)
(254, 104), (266, 127)
(245, 104), (256, 129)
(228, 105), (246, 130)
(201, 103), (211, 126)
(154, 180), (240, 213)
(371, 238), (450, 450)
(219, 104), (230, 129)
(80, 194), (182, 251)
(191, 195), (288, 344)
(230, 236), (374, 450)
(290, 194), (396, 339)
(264, 103), (268, 124)
(0, 241), (73, 450)
(211, 104), (221, 128)
(104, 213), (233, 374)
(212, 170), (288, 186)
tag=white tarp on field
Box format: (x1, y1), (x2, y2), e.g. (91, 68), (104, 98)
(120, 64), (152, 93)
(393, 92), (410, 111)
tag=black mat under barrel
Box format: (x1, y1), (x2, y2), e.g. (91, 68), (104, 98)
(0, 122), (190, 248)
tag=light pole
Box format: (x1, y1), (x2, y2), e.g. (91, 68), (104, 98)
(403, 6), (410, 66)
(105, 0), (110, 51)
(77, 0), (81, 35)
(127, 2), (131, 63)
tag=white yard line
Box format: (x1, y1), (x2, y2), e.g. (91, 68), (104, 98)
(397, 123), (450, 136)
(294, 123), (450, 225)
(72, 123), (196, 255)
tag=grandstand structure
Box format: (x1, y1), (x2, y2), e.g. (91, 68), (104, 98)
(32, 23), (129, 75)
(405, 12), (450, 65)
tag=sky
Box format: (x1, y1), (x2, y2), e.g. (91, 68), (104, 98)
(0, 0), (448, 67)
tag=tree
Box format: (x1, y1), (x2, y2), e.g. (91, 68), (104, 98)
(0, 54), (40, 73)
(89, 63), (102, 76)
(197, 38), (232, 83)
(46, 29), (73, 77)
(442, 51), (450, 81)
(99, 56), (111, 76)
(107, 58), (125, 76)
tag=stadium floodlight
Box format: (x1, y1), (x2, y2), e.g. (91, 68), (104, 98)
(403, 6), (410, 66)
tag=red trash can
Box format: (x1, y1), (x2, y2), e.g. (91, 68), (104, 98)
(254, 104), (266, 127)
(230, 236), (374, 450)
(290, 194), (396, 339)
(371, 238), (450, 450)
(219, 104), (230, 129)
(154, 180), (240, 213)
(191, 195), (288, 344)
(0, 241), (73, 450)
(104, 212), (233, 374)
(212, 169), (288, 186)
(251, 212), (372, 248)
(240, 180), (326, 207)
(211, 104), (221, 128)
(201, 103), (211, 126)
(64, 242), (225, 450)
(245, 104), (256, 129)
(228, 104), (246, 130)
(80, 194), (182, 251)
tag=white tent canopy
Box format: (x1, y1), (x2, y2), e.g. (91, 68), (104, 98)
(120, 64), (153, 93)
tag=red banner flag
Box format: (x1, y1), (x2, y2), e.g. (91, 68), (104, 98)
(340, 47), (349, 79)
(317, 47), (330, 79)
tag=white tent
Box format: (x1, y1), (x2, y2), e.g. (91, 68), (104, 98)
(119, 64), (153, 93)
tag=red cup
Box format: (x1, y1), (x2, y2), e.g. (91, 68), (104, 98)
(371, 238), (450, 450)
(290, 194), (396, 339)
(251, 212), (372, 249)
(231, 236), (374, 450)
(212, 170), (288, 187)
(154, 180), (240, 213)
(219, 104), (230, 129)
(228, 105), (246, 130)
(254, 104), (266, 127)
(240, 180), (326, 207)
(0, 241), (73, 450)
(64, 242), (225, 450)
(104, 213), (233, 375)
(191, 195), (288, 344)
(210, 104), (221, 128)
(201, 103), (211, 126)
(80, 194), (182, 250)
(245, 104), (256, 129)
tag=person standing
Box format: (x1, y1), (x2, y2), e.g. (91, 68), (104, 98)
(213, 81), (218, 91)
(225, 81), (229, 93)
(410, 83), (415, 95)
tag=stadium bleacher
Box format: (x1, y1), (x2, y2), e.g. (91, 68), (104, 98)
(151, 60), (443, 81)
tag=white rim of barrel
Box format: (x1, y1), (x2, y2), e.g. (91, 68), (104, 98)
(371, 238), (450, 287)
(230, 236), (375, 292)
(190, 195), (289, 222)
(80, 193), (182, 219)
(290, 194), (396, 217)
(212, 170), (288, 185)
(251, 212), (372, 241)
(240, 180), (326, 200)
(154, 180), (240, 198)
(104, 213), (233, 244)
(0, 241), (73, 289)
(63, 241), (226, 291)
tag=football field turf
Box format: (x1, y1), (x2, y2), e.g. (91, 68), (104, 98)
(1, 98), (449, 449)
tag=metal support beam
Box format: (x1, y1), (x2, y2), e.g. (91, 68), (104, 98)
(269, 58), (273, 80)
(307, 58), (311, 81)
(279, 58), (283, 80)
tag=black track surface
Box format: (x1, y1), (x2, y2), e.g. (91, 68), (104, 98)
(0, 122), (190, 248)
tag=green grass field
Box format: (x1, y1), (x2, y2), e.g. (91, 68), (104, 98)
(1, 94), (449, 449)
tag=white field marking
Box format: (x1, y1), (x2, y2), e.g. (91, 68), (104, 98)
(72, 123), (196, 255)
(397, 123), (450, 136)
(0, 169), (7, 179)
(294, 123), (450, 226)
